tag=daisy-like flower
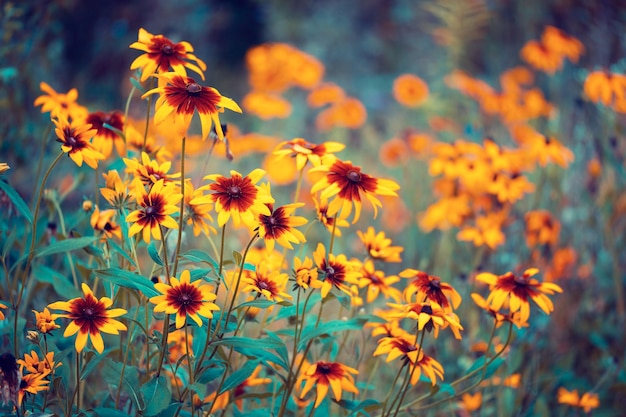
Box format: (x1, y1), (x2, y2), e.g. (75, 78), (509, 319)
(471, 293), (528, 329)
(90, 206), (122, 240)
(313, 243), (361, 298)
(357, 227), (403, 263)
(18, 369), (50, 407)
(358, 260), (401, 303)
(130, 28), (207, 82)
(256, 191), (307, 251)
(557, 388), (599, 413)
(149, 269), (220, 329)
(33, 81), (88, 120)
(126, 179), (182, 243)
(48, 283), (127, 353)
(202, 169), (274, 229)
(387, 301), (463, 340)
(101, 170), (135, 210)
(400, 269), (462, 311)
(273, 138), (345, 171)
(52, 115), (104, 169)
(185, 180), (216, 237)
(313, 196), (350, 236)
(476, 268), (563, 323)
(393, 73), (429, 107)
(0, 303), (7, 320)
(242, 261), (292, 303)
(86, 110), (125, 158)
(32, 308), (60, 334)
(299, 361), (359, 408)
(143, 73), (242, 141)
(124, 152), (180, 188)
(310, 159), (400, 223)
(292, 256), (322, 291)
(17, 351), (61, 375)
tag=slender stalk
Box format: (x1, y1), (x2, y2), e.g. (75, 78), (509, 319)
(391, 329), (426, 417)
(154, 227), (173, 378)
(142, 78), (156, 150)
(172, 137), (186, 276)
(328, 214), (338, 254)
(32, 124), (53, 211)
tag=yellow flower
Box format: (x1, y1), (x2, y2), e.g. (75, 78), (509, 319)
(357, 227), (403, 263)
(124, 151), (180, 187)
(32, 308), (60, 334)
(0, 163), (10, 175)
(185, 180), (216, 237)
(273, 138), (344, 171)
(143, 72), (242, 141)
(90, 206), (122, 240)
(292, 256), (322, 291)
(149, 270), (220, 329)
(52, 115), (104, 169)
(242, 261), (292, 303)
(48, 283), (127, 353)
(299, 361), (359, 408)
(400, 269), (462, 311)
(129, 27), (207, 82)
(19, 369), (50, 407)
(312, 243), (361, 298)
(17, 351), (61, 375)
(33, 81), (88, 120)
(256, 189), (307, 251)
(358, 260), (401, 303)
(557, 388), (599, 413)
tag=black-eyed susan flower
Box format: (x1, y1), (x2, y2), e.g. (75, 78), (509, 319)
(299, 361), (359, 408)
(100, 170), (135, 210)
(292, 256), (322, 291)
(143, 73), (242, 141)
(202, 169), (274, 229)
(86, 110), (125, 158)
(312, 243), (361, 298)
(32, 308), (60, 334)
(476, 268), (562, 323)
(150, 269), (219, 329)
(310, 159), (400, 223)
(524, 210), (560, 248)
(358, 260), (401, 303)
(124, 152), (180, 188)
(273, 138), (345, 171)
(387, 301), (463, 339)
(126, 179), (182, 244)
(256, 189), (307, 251)
(242, 261), (292, 303)
(90, 206), (122, 240)
(0, 163), (9, 175)
(557, 388), (599, 413)
(471, 293), (528, 329)
(17, 351), (61, 375)
(393, 73), (429, 107)
(34, 82), (88, 120)
(48, 283), (127, 353)
(400, 269), (462, 311)
(18, 369), (50, 407)
(185, 180), (216, 237)
(313, 196), (350, 236)
(357, 227), (403, 263)
(52, 115), (104, 169)
(130, 28), (207, 82)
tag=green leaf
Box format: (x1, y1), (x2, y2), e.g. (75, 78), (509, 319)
(35, 236), (99, 258)
(33, 264), (82, 299)
(180, 249), (219, 268)
(95, 268), (159, 297)
(237, 347), (289, 374)
(233, 250), (243, 266)
(81, 348), (114, 380)
(129, 76), (146, 93)
(92, 408), (132, 417)
(213, 336), (284, 350)
(220, 360), (259, 394)
(298, 318), (368, 351)
(234, 299), (277, 310)
(466, 356), (505, 379)
(1, 230), (16, 259)
(107, 239), (136, 267)
(102, 362), (142, 410)
(147, 242), (163, 266)
(0, 180), (32, 224)
(140, 376), (171, 416)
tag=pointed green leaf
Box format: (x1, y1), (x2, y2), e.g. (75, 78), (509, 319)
(220, 360), (259, 394)
(33, 264), (82, 298)
(35, 236), (99, 258)
(213, 336), (283, 350)
(95, 268), (159, 297)
(298, 318), (368, 351)
(0, 180), (32, 224)
(140, 376), (171, 416)
(147, 242), (163, 266)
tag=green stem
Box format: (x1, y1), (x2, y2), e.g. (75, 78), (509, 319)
(154, 227), (173, 378)
(223, 233), (259, 331)
(391, 329), (426, 417)
(142, 78), (156, 150)
(172, 137), (186, 276)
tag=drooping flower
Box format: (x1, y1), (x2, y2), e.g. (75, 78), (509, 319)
(18, 369), (50, 407)
(292, 256), (322, 291)
(313, 196), (350, 236)
(299, 361), (359, 408)
(387, 301), (463, 340)
(256, 188), (307, 251)
(557, 388), (599, 413)
(126, 179), (181, 243)
(86, 110), (126, 158)
(202, 169), (274, 229)
(48, 283), (127, 353)
(184, 180), (216, 237)
(476, 268), (562, 323)
(32, 308), (60, 334)
(124, 152), (180, 188)
(100, 169), (135, 210)
(393, 74), (429, 107)
(149, 269), (220, 329)
(273, 138), (345, 171)
(233, 365), (272, 410)
(90, 206), (122, 240)
(357, 227), (403, 263)
(312, 243), (361, 298)
(143, 73), (242, 141)
(310, 159), (400, 223)
(242, 261), (292, 303)
(358, 260), (401, 303)
(130, 28), (207, 82)
(471, 293), (528, 329)
(52, 115), (104, 169)
(400, 269), (462, 311)
(34, 82), (88, 120)
(17, 351), (61, 375)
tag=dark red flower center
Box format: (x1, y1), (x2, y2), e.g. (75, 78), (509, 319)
(69, 294), (108, 335)
(347, 170), (361, 182)
(162, 44), (174, 55)
(167, 283), (202, 315)
(228, 186), (241, 197)
(186, 83), (202, 94)
(66, 136), (78, 147)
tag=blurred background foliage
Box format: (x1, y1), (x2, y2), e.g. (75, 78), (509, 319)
(1, 0), (626, 415)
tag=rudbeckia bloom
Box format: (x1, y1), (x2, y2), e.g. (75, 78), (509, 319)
(310, 159), (400, 223)
(312, 243), (360, 298)
(476, 268), (562, 323)
(124, 152), (180, 187)
(313, 196), (350, 236)
(256, 194), (307, 251)
(242, 262), (292, 303)
(373, 335), (444, 385)
(34, 81), (88, 120)
(130, 28), (207, 82)
(387, 301), (463, 339)
(358, 260), (401, 303)
(202, 169), (274, 229)
(149, 269), (220, 329)
(18, 369), (50, 407)
(292, 256), (322, 291)
(90, 206), (122, 240)
(273, 138), (345, 171)
(100, 169), (135, 210)
(357, 227), (403, 263)
(126, 179), (182, 243)
(32, 308), (60, 334)
(52, 115), (104, 169)
(17, 351), (61, 375)
(400, 269), (462, 311)
(185, 180), (216, 237)
(48, 283), (127, 353)
(143, 73), (242, 141)
(393, 74), (429, 107)
(557, 388), (599, 413)
(299, 361), (359, 408)
(471, 293), (528, 329)
(86, 110), (125, 158)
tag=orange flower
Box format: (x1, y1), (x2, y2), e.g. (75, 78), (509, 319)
(358, 260), (401, 303)
(357, 227), (403, 263)
(312, 243), (360, 298)
(520, 40), (563, 74)
(541, 26), (584, 63)
(32, 308), (60, 334)
(471, 293), (528, 329)
(126, 179), (182, 243)
(400, 269), (461, 311)
(524, 210), (560, 248)
(307, 82), (346, 107)
(273, 137), (345, 171)
(90, 206), (122, 240)
(242, 261), (292, 303)
(393, 74), (429, 107)
(242, 91), (292, 119)
(520, 26), (584, 74)
(0, 303), (7, 321)
(52, 115), (103, 169)
(86, 110), (125, 158)
(315, 97), (367, 131)
(380, 137), (411, 168)
(476, 268), (562, 323)
(143, 73), (242, 141)
(256, 198), (307, 251)
(299, 361), (359, 408)
(33, 82), (87, 120)
(124, 151), (180, 187)
(557, 388), (599, 413)
(313, 196), (350, 237)
(457, 211), (507, 249)
(129, 27), (206, 82)
(583, 70), (626, 111)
